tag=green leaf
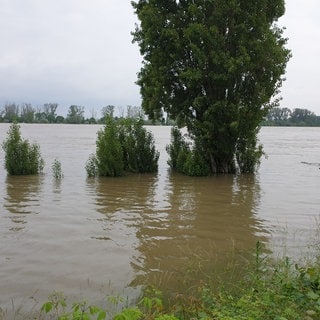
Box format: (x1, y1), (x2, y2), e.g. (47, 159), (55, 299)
(41, 302), (53, 313)
(307, 291), (319, 300)
(97, 310), (107, 320)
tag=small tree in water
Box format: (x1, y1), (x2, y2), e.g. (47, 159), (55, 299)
(86, 116), (159, 177)
(2, 123), (44, 175)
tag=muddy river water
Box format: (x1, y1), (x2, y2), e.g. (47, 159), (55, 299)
(0, 124), (319, 314)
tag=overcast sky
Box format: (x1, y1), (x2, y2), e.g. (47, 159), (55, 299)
(0, 0), (319, 117)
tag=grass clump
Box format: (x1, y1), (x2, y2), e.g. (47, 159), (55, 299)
(2, 122), (44, 175)
(168, 242), (320, 319)
(40, 242), (320, 320)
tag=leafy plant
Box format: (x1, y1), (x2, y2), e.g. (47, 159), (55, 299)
(41, 291), (67, 318)
(35, 244), (320, 319)
(120, 118), (159, 173)
(2, 122), (44, 175)
(41, 293), (106, 320)
(138, 287), (164, 317)
(86, 116), (159, 177)
(166, 127), (210, 176)
(95, 116), (124, 177)
(52, 158), (63, 179)
(113, 307), (142, 320)
(85, 154), (99, 177)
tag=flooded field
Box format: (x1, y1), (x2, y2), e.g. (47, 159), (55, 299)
(0, 124), (319, 315)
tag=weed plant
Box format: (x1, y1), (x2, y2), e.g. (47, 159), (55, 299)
(2, 122), (44, 175)
(4, 242), (320, 319)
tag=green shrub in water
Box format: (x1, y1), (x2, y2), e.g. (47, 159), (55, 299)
(85, 153), (99, 177)
(120, 118), (159, 173)
(52, 158), (63, 179)
(2, 122), (44, 175)
(95, 116), (125, 177)
(86, 116), (159, 177)
(166, 127), (210, 176)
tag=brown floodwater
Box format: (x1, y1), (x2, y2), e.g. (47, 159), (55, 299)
(0, 124), (319, 315)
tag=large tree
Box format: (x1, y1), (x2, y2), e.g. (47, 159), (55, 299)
(132, 0), (291, 173)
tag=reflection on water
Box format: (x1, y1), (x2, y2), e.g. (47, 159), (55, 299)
(87, 172), (266, 293)
(135, 173), (265, 291)
(86, 174), (159, 253)
(4, 175), (43, 231)
(52, 178), (62, 197)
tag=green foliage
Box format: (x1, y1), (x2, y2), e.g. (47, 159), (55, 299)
(40, 290), (178, 320)
(167, 245), (320, 320)
(95, 116), (124, 177)
(236, 129), (264, 174)
(113, 307), (142, 320)
(2, 122), (44, 175)
(132, 0), (291, 173)
(120, 118), (159, 173)
(138, 287), (164, 317)
(85, 154), (99, 177)
(38, 249), (320, 320)
(52, 159), (63, 179)
(166, 127), (211, 176)
(86, 116), (159, 177)
(41, 292), (107, 320)
(166, 127), (188, 171)
(41, 292), (67, 319)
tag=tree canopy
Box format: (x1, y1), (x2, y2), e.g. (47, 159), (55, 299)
(132, 0), (291, 174)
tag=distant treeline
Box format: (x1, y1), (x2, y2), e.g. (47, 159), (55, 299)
(262, 107), (320, 126)
(0, 102), (172, 125)
(1, 103), (319, 127)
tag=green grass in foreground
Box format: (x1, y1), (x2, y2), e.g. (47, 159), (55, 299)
(4, 242), (320, 320)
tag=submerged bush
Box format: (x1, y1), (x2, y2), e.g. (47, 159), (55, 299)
(85, 154), (99, 177)
(2, 123), (44, 175)
(86, 116), (159, 177)
(95, 116), (124, 177)
(166, 127), (210, 176)
(120, 118), (159, 173)
(52, 158), (63, 179)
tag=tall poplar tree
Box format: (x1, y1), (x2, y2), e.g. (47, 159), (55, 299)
(132, 0), (291, 174)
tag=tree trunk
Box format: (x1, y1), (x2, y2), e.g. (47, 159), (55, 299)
(209, 153), (236, 174)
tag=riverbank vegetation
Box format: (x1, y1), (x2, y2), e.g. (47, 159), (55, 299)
(7, 242), (320, 319)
